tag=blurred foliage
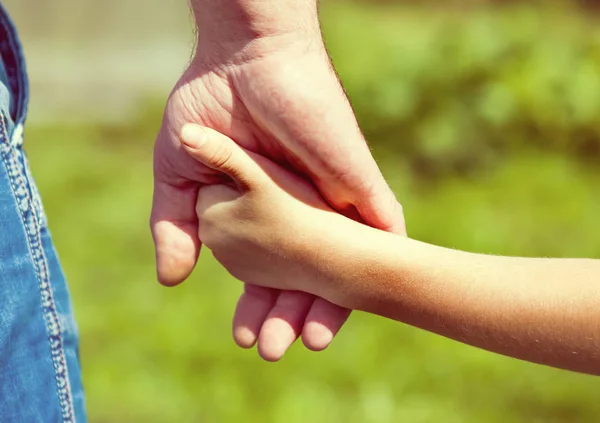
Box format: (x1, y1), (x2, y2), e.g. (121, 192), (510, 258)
(20, 1), (600, 422)
(323, 1), (600, 178)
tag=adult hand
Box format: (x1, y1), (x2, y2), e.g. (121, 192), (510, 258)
(150, 0), (406, 361)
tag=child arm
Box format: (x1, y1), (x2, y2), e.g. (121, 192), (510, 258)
(182, 124), (600, 375)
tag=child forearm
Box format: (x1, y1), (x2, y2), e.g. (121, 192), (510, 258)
(182, 123), (600, 373)
(318, 227), (600, 375)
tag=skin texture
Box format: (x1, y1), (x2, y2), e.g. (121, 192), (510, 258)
(150, 0), (405, 361)
(183, 124), (600, 376)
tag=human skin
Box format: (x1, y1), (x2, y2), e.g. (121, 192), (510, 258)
(150, 0), (406, 361)
(182, 124), (600, 375)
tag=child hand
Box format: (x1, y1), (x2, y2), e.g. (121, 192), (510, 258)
(181, 124), (351, 296)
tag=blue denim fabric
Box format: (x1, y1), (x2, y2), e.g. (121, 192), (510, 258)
(0, 4), (86, 422)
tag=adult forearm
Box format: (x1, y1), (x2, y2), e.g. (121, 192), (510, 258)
(189, 0), (320, 59)
(329, 231), (600, 375)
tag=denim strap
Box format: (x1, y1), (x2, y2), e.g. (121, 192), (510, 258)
(0, 2), (28, 127)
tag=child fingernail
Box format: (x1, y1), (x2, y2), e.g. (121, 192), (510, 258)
(181, 124), (205, 149)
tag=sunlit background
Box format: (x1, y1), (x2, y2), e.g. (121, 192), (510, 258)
(4, 0), (600, 421)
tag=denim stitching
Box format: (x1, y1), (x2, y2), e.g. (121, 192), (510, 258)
(0, 114), (75, 423)
(12, 124), (47, 228)
(23, 152), (47, 228)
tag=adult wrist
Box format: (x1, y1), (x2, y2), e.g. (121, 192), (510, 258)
(190, 0), (320, 63)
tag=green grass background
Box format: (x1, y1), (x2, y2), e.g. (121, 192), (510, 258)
(20, 1), (600, 422)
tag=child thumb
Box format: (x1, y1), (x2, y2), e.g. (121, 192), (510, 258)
(181, 124), (263, 189)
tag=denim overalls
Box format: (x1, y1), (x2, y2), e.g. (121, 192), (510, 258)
(0, 4), (86, 422)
